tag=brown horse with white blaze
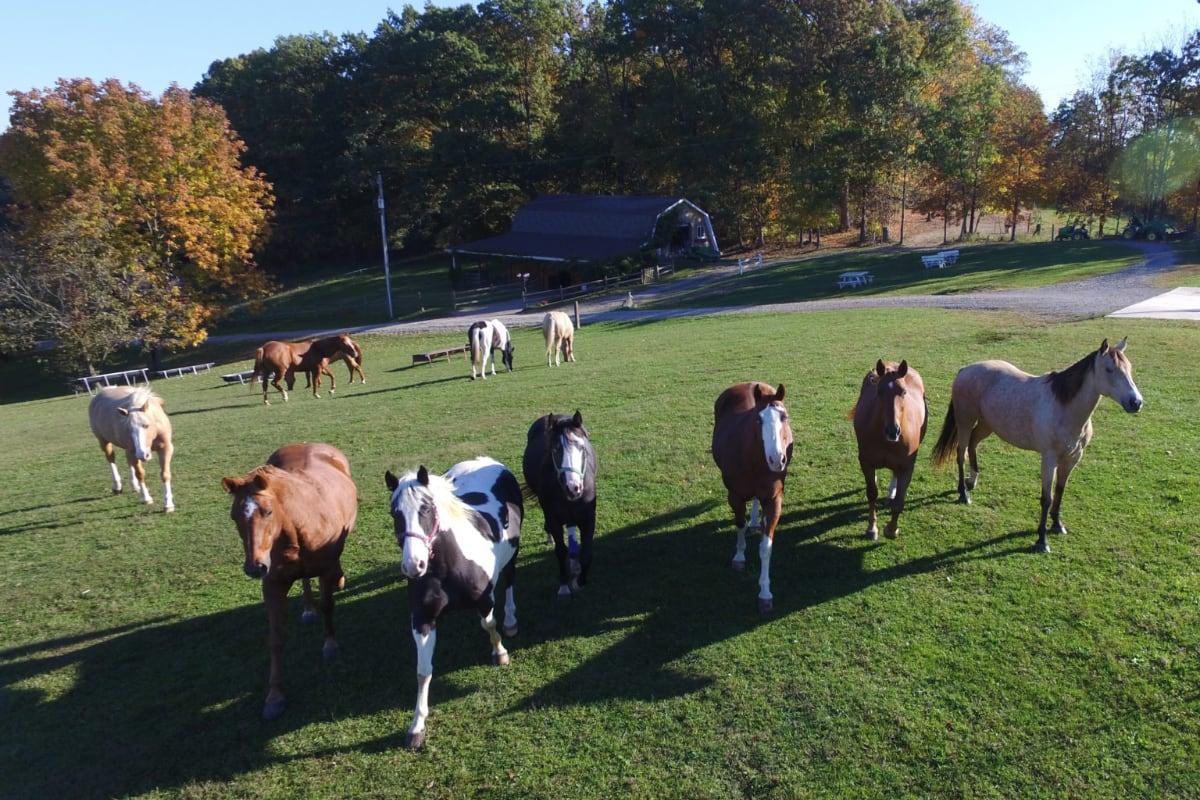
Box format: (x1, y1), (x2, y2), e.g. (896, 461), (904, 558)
(88, 386), (175, 511)
(852, 360), (927, 540)
(932, 337), (1143, 553)
(222, 443), (358, 720)
(712, 382), (793, 614)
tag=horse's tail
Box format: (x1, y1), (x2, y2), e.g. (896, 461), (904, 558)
(469, 326), (482, 366)
(931, 400), (958, 467)
(845, 406), (856, 422)
(251, 347), (265, 385)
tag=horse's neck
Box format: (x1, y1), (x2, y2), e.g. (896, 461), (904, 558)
(1058, 372), (1102, 432)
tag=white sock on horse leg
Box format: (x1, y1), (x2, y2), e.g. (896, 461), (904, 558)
(758, 536), (773, 601)
(409, 629), (435, 736)
(733, 524), (747, 564)
(109, 461), (122, 492)
(128, 465), (140, 492)
(163, 481), (175, 511)
(887, 475), (898, 501)
(567, 527), (579, 550)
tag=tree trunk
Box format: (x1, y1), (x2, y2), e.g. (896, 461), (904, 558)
(968, 192), (978, 234)
(1011, 197), (1018, 242)
(944, 203), (949, 244)
(899, 169), (907, 245)
(858, 192), (867, 244)
(838, 181), (850, 231)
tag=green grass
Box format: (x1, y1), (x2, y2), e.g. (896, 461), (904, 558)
(1154, 242), (1200, 289)
(1, 310), (1198, 799)
(655, 241), (1142, 308)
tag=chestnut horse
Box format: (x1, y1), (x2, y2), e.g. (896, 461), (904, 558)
(851, 360), (927, 540)
(712, 382), (793, 613)
(542, 311), (576, 367)
(88, 386), (175, 512)
(297, 333), (365, 397)
(932, 337), (1143, 553)
(222, 443), (357, 720)
(252, 340), (310, 404)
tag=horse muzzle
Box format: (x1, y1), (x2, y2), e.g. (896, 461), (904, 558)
(244, 561), (268, 579)
(883, 424), (902, 443)
(1124, 396), (1143, 413)
(401, 559), (428, 579)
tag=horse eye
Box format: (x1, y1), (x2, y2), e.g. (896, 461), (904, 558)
(1106, 367), (1114, 374)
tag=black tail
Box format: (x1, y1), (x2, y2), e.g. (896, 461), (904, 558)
(931, 400), (958, 467)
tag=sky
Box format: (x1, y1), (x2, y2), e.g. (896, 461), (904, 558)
(2, 0), (1200, 130)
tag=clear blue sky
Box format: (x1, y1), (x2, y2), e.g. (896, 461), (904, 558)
(3, 0), (1199, 129)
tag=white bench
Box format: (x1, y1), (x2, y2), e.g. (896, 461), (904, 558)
(72, 368), (150, 396)
(921, 254), (946, 269)
(837, 270), (874, 289)
(937, 249), (960, 265)
(222, 370), (257, 385)
(155, 362), (215, 379)
(737, 253), (764, 275)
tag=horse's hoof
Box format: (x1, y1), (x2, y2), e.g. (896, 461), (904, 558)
(557, 585), (572, 598)
(404, 730), (426, 750)
(731, 558), (746, 571)
(883, 527), (899, 540)
(757, 597), (774, 614)
(502, 624), (518, 638)
(966, 477), (978, 490)
(863, 529), (878, 541)
(1034, 541), (1051, 554)
(143, 497), (155, 505)
(262, 698), (286, 721)
(163, 505), (175, 513)
(301, 609), (318, 624)
(492, 651), (510, 666)
(1052, 523), (1068, 535)
(957, 493), (971, 505)
(112, 488), (122, 495)
(322, 641), (340, 661)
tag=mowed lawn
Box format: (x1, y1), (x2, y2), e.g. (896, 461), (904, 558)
(656, 241), (1141, 308)
(1, 310), (1197, 799)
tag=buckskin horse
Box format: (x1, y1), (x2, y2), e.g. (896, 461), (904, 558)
(222, 443), (357, 720)
(88, 386), (175, 512)
(932, 337), (1143, 553)
(385, 457), (523, 749)
(522, 411), (597, 596)
(467, 319), (514, 380)
(851, 360), (927, 541)
(711, 382), (793, 613)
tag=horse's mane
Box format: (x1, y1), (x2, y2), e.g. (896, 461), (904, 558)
(125, 387), (163, 411)
(1047, 348), (1097, 404)
(395, 470), (469, 526)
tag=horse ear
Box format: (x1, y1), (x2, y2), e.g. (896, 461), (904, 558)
(897, 360), (908, 378)
(138, 403), (149, 412)
(417, 466), (430, 486)
(752, 384), (764, 404)
(117, 407), (130, 416)
(252, 472), (270, 492)
(221, 476), (241, 494)
(775, 384), (785, 402)
(573, 409), (583, 426)
(1098, 338), (1109, 354)
(1115, 336), (1128, 353)
(875, 359), (886, 377)
(385, 470), (399, 492)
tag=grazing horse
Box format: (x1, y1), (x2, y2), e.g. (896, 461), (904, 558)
(852, 360), (927, 541)
(385, 457), (523, 750)
(88, 387), (175, 512)
(296, 333), (365, 397)
(522, 411), (597, 596)
(932, 338), (1143, 553)
(222, 443), (357, 720)
(252, 340), (311, 404)
(542, 311), (576, 367)
(712, 382), (793, 613)
(467, 319), (514, 380)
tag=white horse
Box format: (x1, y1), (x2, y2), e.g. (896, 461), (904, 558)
(467, 319), (514, 380)
(542, 311), (576, 367)
(88, 386), (175, 511)
(385, 456), (523, 749)
(932, 337), (1143, 553)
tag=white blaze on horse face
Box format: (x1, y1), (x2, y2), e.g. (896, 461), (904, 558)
(1098, 349), (1143, 413)
(560, 434), (585, 497)
(127, 414), (153, 461)
(759, 404), (789, 473)
(398, 491), (433, 579)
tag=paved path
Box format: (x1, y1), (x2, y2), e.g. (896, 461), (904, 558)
(207, 242), (1186, 344)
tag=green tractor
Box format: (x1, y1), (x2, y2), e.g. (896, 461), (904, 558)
(1121, 216), (1179, 242)
(1056, 219), (1090, 241)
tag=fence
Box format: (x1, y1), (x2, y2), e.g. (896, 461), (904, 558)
(451, 271), (655, 312)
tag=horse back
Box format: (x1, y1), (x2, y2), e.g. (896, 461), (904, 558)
(267, 444), (357, 545)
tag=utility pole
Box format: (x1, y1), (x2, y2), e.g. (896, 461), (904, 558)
(376, 172), (394, 319)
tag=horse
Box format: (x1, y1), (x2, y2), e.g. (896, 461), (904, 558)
(542, 311), (576, 367)
(88, 386), (175, 512)
(385, 457), (523, 749)
(851, 360), (927, 541)
(222, 443), (357, 720)
(252, 340), (311, 404)
(932, 337), (1143, 553)
(296, 333), (365, 397)
(522, 411), (597, 596)
(467, 319), (514, 380)
(711, 382), (793, 614)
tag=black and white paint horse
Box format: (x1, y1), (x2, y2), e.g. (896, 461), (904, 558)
(385, 457), (523, 750)
(467, 319), (514, 380)
(522, 411), (597, 597)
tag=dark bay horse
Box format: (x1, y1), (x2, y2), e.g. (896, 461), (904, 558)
(932, 337), (1143, 553)
(522, 411), (597, 597)
(385, 457), (523, 749)
(297, 333), (365, 397)
(712, 382), (793, 613)
(222, 443), (357, 719)
(851, 360), (927, 540)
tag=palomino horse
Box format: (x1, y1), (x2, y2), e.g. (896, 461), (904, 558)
(222, 443), (357, 720)
(88, 387), (175, 512)
(712, 382), (793, 613)
(297, 333), (365, 397)
(852, 360), (927, 540)
(252, 340), (310, 404)
(522, 411), (597, 596)
(385, 457), (523, 749)
(467, 319), (514, 380)
(932, 338), (1143, 553)
(542, 311), (576, 367)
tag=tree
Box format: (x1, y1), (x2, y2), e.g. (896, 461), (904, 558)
(0, 79), (273, 352)
(985, 84), (1049, 240)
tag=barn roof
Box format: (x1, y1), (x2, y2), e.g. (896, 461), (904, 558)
(447, 194), (711, 262)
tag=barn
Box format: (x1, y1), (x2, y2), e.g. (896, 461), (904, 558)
(447, 194), (720, 289)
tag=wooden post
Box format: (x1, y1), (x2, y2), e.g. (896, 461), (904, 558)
(573, 300), (581, 328)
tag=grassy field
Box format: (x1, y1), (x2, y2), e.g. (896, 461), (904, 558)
(1, 310), (1198, 799)
(655, 241), (1141, 308)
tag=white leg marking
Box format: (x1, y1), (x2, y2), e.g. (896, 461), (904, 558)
(557, 584), (572, 597)
(504, 586), (517, 632)
(481, 610), (507, 661)
(109, 462), (122, 493)
(163, 481), (175, 512)
(732, 524), (747, 567)
(567, 526), (579, 550)
(887, 475), (898, 502)
(128, 465), (141, 493)
(409, 629), (436, 738)
(757, 535), (773, 601)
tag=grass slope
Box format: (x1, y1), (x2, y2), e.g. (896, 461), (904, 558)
(1, 310), (1197, 799)
(656, 241), (1141, 308)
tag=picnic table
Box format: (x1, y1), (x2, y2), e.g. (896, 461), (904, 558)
(72, 368), (150, 396)
(222, 369), (257, 385)
(837, 270), (874, 289)
(156, 362), (215, 379)
(737, 253), (764, 275)
(921, 249), (960, 269)
(412, 344), (470, 365)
